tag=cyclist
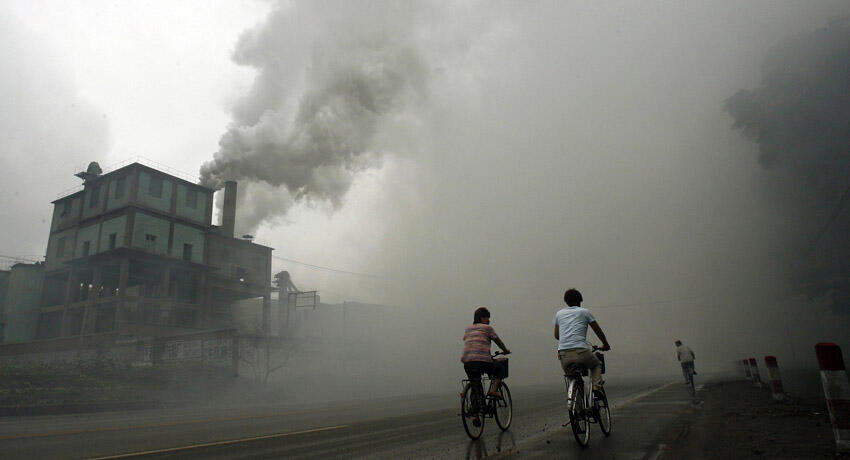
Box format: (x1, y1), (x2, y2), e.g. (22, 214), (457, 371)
(554, 289), (611, 394)
(675, 340), (696, 383)
(461, 307), (511, 425)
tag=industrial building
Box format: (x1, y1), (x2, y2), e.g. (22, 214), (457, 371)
(27, 161), (273, 342)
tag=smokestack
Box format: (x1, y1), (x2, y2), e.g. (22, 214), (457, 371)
(222, 180), (237, 237)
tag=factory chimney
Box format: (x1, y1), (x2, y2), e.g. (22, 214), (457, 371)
(222, 180), (237, 237)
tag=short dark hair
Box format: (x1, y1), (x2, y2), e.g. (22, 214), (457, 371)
(473, 307), (491, 324)
(675, 340), (682, 346)
(564, 288), (583, 306)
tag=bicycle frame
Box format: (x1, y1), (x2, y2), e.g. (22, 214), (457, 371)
(462, 376), (492, 411)
(564, 372), (592, 413)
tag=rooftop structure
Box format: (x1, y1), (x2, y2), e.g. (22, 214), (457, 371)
(35, 162), (273, 340)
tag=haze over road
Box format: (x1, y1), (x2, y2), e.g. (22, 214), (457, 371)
(1, 378), (673, 459)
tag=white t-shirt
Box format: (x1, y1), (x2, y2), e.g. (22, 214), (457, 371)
(677, 345), (695, 363)
(553, 306), (596, 351)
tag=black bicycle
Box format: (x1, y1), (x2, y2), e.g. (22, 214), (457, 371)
(563, 346), (611, 447)
(460, 352), (512, 439)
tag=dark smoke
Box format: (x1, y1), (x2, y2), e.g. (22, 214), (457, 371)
(199, 1), (428, 232)
(725, 18), (850, 311)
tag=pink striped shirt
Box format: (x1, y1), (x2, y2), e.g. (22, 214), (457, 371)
(461, 324), (499, 363)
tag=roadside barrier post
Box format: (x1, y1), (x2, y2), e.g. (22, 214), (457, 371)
(748, 358), (763, 387)
(815, 343), (850, 454)
(764, 356), (785, 401)
(742, 359), (753, 380)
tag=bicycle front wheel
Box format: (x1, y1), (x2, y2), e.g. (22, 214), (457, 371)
(595, 389), (612, 436)
(461, 382), (485, 439)
(494, 382), (512, 431)
(569, 381), (590, 447)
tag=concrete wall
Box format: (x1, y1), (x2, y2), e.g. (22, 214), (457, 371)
(50, 194), (82, 233)
(137, 170), (173, 213)
(0, 329), (238, 373)
(75, 224), (99, 258)
(131, 212), (170, 254)
(46, 228), (76, 271)
(99, 215), (127, 252)
(175, 184), (208, 224)
(171, 223), (204, 263)
(105, 173), (133, 212)
(81, 182), (106, 220)
(208, 237), (271, 285)
(4, 264), (43, 343)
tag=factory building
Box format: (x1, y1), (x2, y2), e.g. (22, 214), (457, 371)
(32, 161), (273, 341)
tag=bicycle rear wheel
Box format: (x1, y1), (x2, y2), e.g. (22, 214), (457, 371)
(569, 381), (590, 447)
(494, 382), (512, 431)
(594, 388), (612, 436)
(461, 382), (485, 439)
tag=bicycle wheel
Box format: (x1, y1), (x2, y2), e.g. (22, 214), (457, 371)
(494, 382), (512, 431)
(461, 382), (485, 439)
(594, 388), (612, 436)
(569, 381), (590, 447)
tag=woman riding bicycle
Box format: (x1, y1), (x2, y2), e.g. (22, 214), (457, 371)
(461, 307), (511, 426)
(554, 289), (611, 393)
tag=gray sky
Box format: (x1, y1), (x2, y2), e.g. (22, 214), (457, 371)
(2, 1), (849, 379)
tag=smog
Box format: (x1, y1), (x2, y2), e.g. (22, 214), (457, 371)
(1, 1), (850, 457)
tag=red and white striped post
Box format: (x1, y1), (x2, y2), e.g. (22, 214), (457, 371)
(748, 358), (763, 387)
(764, 356), (784, 401)
(742, 359), (753, 380)
(815, 343), (850, 454)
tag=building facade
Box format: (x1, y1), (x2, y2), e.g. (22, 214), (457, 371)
(35, 162), (272, 340)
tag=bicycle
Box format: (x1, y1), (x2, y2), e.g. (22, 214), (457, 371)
(460, 352), (512, 439)
(563, 346), (611, 447)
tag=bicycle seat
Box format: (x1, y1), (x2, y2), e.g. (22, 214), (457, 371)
(564, 363), (589, 377)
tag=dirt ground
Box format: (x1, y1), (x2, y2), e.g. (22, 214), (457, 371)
(663, 380), (837, 459)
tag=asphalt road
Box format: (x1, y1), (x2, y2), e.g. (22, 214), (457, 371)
(0, 377), (678, 459)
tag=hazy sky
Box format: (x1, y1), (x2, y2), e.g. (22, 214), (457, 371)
(3, 1), (849, 375)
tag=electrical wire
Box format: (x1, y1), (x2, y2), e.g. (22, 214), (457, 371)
(272, 255), (387, 279)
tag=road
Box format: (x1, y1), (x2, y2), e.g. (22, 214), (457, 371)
(0, 377), (687, 459)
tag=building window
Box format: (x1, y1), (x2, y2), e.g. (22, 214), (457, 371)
(81, 241), (91, 257)
(108, 233), (117, 250)
(89, 186), (100, 208)
(56, 237), (66, 258)
(186, 189), (198, 209)
(145, 234), (157, 250)
(182, 243), (193, 261)
(60, 200), (72, 218)
(115, 176), (126, 199)
(149, 176), (163, 198)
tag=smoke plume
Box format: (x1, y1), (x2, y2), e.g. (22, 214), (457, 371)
(725, 18), (850, 310)
(200, 1), (429, 231)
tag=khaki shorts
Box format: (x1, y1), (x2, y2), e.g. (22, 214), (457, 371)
(557, 348), (601, 374)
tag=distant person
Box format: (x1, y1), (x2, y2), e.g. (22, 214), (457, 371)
(675, 340), (696, 383)
(461, 307), (511, 425)
(554, 288), (611, 393)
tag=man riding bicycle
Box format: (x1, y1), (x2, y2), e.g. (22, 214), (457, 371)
(554, 289), (611, 393)
(675, 340), (696, 383)
(461, 307), (511, 426)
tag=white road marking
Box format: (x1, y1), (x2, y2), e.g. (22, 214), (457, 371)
(645, 443), (668, 460)
(86, 424), (349, 459)
(612, 381), (677, 409)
